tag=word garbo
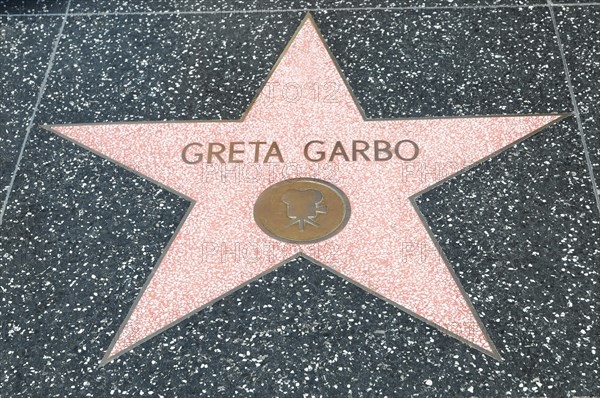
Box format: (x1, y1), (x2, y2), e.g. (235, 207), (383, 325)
(182, 140), (419, 164)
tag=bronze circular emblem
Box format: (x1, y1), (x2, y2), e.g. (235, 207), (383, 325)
(253, 178), (351, 244)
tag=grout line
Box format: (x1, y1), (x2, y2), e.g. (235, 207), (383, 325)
(547, 0), (600, 216)
(555, 1), (600, 4)
(2, 3), (600, 18)
(0, 0), (72, 226)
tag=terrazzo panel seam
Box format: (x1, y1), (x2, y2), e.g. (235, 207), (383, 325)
(0, 0), (72, 225)
(3, 3), (600, 18)
(546, 0), (600, 217)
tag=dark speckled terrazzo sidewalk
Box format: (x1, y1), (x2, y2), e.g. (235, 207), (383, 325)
(1, 2), (599, 397)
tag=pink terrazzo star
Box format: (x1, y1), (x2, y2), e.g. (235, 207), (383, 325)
(48, 14), (564, 364)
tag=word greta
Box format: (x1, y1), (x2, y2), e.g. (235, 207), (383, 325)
(182, 140), (419, 164)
